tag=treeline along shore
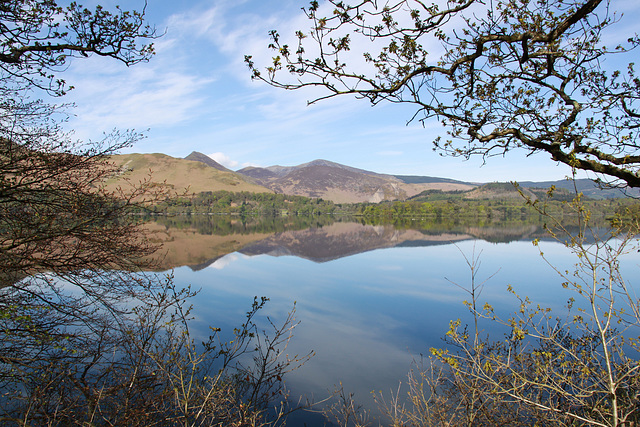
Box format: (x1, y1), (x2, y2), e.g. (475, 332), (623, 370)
(141, 187), (638, 224)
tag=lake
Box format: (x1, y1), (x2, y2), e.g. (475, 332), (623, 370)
(148, 215), (640, 425)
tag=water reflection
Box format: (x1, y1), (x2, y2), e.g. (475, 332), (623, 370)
(145, 215), (636, 424)
(147, 215), (554, 270)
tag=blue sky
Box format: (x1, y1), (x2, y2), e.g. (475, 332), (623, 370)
(59, 0), (639, 183)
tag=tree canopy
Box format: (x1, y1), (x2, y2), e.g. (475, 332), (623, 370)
(0, 0), (158, 95)
(247, 0), (640, 188)
(0, 0), (161, 285)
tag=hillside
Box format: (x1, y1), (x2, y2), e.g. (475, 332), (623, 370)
(106, 153), (272, 194)
(462, 182), (539, 200)
(394, 174), (474, 185)
(236, 159), (474, 203)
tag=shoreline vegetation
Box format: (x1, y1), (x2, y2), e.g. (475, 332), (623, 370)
(142, 187), (638, 223)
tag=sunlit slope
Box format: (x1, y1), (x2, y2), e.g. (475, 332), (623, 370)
(106, 153), (272, 194)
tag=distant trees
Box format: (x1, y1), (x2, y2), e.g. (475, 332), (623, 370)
(152, 189), (636, 228)
(247, 0), (640, 188)
(155, 190), (339, 215)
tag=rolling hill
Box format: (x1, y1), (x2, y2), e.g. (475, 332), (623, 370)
(105, 153), (272, 194)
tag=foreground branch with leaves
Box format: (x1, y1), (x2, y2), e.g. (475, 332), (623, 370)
(248, 0), (640, 188)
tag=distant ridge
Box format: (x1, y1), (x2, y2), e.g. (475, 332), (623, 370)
(235, 159), (473, 203)
(241, 159), (388, 179)
(237, 166), (279, 180)
(394, 175), (473, 185)
(184, 151), (231, 172)
(289, 159), (388, 177)
(518, 179), (638, 199)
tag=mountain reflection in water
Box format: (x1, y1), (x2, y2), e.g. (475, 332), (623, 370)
(147, 215), (550, 270)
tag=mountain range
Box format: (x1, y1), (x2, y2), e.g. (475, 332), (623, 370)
(236, 158), (476, 202)
(106, 151), (628, 202)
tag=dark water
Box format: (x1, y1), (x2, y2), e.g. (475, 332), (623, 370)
(150, 215), (639, 424)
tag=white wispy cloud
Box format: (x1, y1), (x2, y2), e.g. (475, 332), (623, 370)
(78, 71), (208, 127)
(208, 152), (263, 170)
(207, 152), (239, 168)
(61, 30), (214, 142)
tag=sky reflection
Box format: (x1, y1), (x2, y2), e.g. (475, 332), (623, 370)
(164, 232), (637, 423)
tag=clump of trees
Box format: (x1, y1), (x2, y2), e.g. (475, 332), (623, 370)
(0, 1), (307, 425)
(151, 185), (636, 222)
(355, 196), (633, 221)
(153, 190), (340, 216)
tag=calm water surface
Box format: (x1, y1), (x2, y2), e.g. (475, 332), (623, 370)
(151, 217), (640, 423)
